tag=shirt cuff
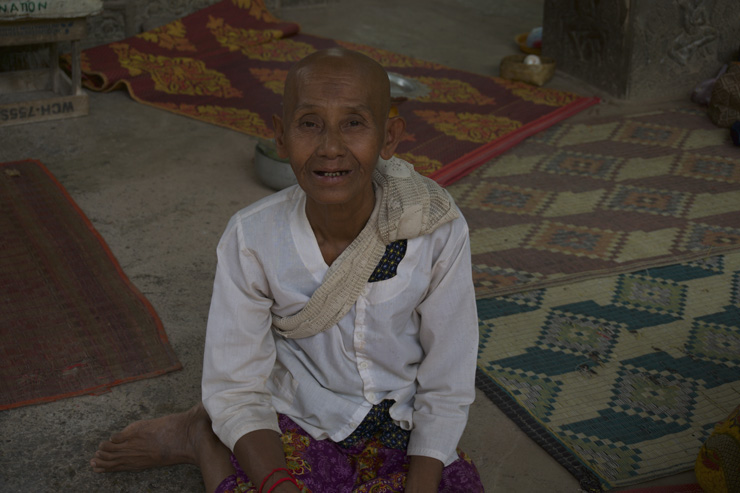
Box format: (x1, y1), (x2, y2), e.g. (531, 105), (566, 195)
(407, 412), (467, 466)
(206, 404), (282, 452)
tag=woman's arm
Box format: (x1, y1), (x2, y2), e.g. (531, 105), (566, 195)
(405, 455), (444, 492)
(407, 217), (478, 466)
(202, 217), (287, 471)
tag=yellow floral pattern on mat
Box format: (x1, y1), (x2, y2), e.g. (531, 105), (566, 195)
(415, 76), (496, 105)
(112, 43), (242, 98)
(138, 20), (196, 51)
(79, 52), (93, 73)
(415, 110), (522, 143)
(498, 78), (581, 106)
(162, 103), (272, 138)
(207, 16), (286, 52)
(220, 36), (316, 62)
(250, 67), (288, 95)
(397, 152), (444, 176)
(336, 40), (445, 69)
(231, 0), (280, 23)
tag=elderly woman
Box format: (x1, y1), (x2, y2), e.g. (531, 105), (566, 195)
(91, 48), (483, 493)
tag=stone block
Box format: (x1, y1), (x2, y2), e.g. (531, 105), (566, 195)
(0, 0), (103, 20)
(83, 0), (283, 48)
(543, 0), (740, 101)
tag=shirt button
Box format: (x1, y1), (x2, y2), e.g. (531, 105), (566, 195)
(350, 422), (357, 428)
(359, 361), (369, 370)
(367, 392), (376, 401)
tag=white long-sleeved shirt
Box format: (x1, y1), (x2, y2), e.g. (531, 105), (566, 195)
(201, 184), (478, 465)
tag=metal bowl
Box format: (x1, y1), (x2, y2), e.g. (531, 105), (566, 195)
(254, 142), (297, 191)
(388, 72), (430, 100)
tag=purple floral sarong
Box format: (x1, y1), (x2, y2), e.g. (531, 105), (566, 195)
(214, 413), (484, 493)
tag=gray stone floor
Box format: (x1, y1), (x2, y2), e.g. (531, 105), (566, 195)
(0, 0), (700, 491)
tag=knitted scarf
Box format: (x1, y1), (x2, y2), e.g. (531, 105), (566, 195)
(271, 156), (459, 339)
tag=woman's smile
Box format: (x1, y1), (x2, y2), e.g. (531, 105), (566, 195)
(315, 170), (351, 178)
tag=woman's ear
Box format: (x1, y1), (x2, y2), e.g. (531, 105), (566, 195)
(272, 114), (288, 159)
(380, 116), (406, 160)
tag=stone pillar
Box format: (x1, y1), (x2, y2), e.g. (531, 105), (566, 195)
(543, 0), (740, 101)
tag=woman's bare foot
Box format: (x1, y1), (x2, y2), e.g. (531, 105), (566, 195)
(90, 403), (226, 473)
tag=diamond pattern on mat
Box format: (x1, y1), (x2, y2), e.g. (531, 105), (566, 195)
(615, 155), (676, 182)
(682, 128), (729, 150)
(613, 120), (688, 148)
(675, 153), (740, 183)
(556, 435), (641, 484)
(681, 223), (740, 252)
(542, 150), (622, 180)
(637, 255), (725, 283)
(603, 185), (691, 217)
(489, 367), (563, 421)
(476, 290), (546, 318)
(542, 189), (604, 218)
(539, 309), (622, 363)
(557, 366), (701, 444)
(528, 122), (568, 145)
(472, 264), (543, 292)
(685, 319), (740, 364)
(687, 190), (740, 220)
(478, 319), (496, 357)
(453, 182), (552, 215)
(528, 221), (623, 260)
(479, 154), (541, 179)
(453, 106), (740, 301)
(555, 121), (621, 147)
(616, 228), (681, 263)
(469, 224), (534, 255)
(612, 274), (687, 316)
(506, 290), (546, 310)
(475, 252), (740, 489)
(611, 366), (698, 424)
(688, 255), (726, 275)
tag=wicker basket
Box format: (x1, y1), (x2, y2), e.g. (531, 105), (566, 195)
(500, 54), (555, 87)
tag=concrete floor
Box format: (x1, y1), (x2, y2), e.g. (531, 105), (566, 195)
(0, 0), (701, 491)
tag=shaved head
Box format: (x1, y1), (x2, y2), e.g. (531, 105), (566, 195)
(271, 46), (405, 219)
(282, 48), (391, 125)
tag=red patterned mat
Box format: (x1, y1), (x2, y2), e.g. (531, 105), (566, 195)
(448, 106), (740, 297)
(71, 0), (598, 186)
(0, 160), (181, 410)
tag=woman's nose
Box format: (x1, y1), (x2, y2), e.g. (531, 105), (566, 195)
(317, 126), (345, 159)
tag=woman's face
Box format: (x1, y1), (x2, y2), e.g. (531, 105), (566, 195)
(273, 54), (403, 214)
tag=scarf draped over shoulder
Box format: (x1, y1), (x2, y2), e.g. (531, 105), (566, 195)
(271, 156), (459, 339)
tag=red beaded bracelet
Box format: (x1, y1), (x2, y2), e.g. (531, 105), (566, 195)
(258, 467), (293, 493)
(267, 476), (299, 493)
